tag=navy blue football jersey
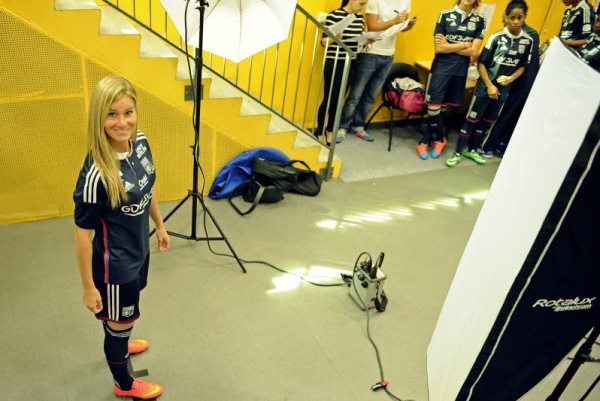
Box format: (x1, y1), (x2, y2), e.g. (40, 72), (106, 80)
(476, 27), (533, 96)
(560, 1), (595, 41)
(431, 6), (487, 76)
(74, 132), (156, 285)
(578, 33), (600, 70)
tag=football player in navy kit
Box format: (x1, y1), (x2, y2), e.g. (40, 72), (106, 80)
(560, 0), (596, 48)
(577, 13), (600, 70)
(417, 0), (486, 160)
(74, 75), (169, 399)
(447, 0), (533, 167)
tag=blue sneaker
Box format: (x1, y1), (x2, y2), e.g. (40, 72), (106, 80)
(354, 130), (374, 142)
(482, 150), (494, 158)
(416, 143), (429, 160)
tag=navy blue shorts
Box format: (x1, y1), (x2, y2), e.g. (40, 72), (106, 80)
(94, 254), (149, 323)
(425, 73), (467, 107)
(464, 94), (505, 124)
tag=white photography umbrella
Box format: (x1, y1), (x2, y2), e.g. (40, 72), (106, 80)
(160, 0), (298, 63)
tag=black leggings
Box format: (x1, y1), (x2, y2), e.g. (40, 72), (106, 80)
(316, 58), (352, 136)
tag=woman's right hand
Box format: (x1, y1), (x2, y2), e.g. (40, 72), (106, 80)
(83, 287), (103, 314)
(394, 12), (409, 25)
(487, 84), (500, 100)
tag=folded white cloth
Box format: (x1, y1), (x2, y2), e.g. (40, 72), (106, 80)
(392, 77), (423, 91)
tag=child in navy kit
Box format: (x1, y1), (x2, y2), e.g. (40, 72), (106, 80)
(417, 0), (486, 160)
(446, 0), (533, 167)
(74, 75), (170, 399)
(577, 13), (600, 70)
(482, 18), (539, 158)
(316, 0), (367, 146)
(559, 0), (596, 49)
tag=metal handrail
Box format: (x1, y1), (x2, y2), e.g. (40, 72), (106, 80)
(99, 0), (357, 178)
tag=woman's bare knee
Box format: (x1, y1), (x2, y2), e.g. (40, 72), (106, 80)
(107, 321), (134, 331)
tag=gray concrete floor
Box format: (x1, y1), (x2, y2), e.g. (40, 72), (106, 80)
(0, 137), (598, 400)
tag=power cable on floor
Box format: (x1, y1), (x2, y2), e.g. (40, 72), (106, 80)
(351, 252), (415, 401)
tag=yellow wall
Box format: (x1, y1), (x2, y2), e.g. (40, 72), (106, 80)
(299, 0), (565, 123)
(302, 0), (561, 63)
(95, 1), (567, 126)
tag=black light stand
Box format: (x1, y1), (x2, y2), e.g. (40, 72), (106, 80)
(152, 0), (246, 273)
(546, 323), (600, 401)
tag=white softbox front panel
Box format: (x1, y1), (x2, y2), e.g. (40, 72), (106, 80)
(427, 39), (600, 401)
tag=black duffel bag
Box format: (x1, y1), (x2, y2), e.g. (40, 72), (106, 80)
(253, 158), (322, 197)
(228, 158), (322, 215)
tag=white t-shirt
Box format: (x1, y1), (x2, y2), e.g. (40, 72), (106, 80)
(366, 0), (410, 56)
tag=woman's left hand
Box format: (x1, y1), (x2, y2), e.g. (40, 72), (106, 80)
(496, 75), (512, 86)
(156, 227), (171, 252)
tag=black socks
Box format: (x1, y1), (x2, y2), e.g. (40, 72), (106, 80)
(103, 321), (134, 390)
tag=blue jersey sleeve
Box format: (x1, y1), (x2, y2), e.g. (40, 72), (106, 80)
(434, 12), (446, 36)
(580, 6), (595, 38)
(476, 15), (486, 40)
(478, 35), (496, 67)
(73, 158), (108, 229)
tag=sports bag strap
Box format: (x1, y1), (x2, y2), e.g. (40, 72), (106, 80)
(227, 180), (265, 216)
(282, 159), (313, 171)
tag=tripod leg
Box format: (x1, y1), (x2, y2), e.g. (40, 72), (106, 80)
(149, 193), (191, 237)
(199, 198), (247, 273)
(546, 324), (600, 401)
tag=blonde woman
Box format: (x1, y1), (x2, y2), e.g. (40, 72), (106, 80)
(73, 75), (169, 399)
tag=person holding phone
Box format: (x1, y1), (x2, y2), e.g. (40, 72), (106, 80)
(336, 0), (416, 143)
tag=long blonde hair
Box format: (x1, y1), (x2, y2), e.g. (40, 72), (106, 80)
(87, 75), (138, 209)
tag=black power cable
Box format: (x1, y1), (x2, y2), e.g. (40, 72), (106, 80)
(181, 5), (412, 398)
(351, 253), (415, 401)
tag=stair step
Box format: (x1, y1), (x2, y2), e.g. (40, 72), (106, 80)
(138, 29), (177, 58)
(99, 5), (138, 35)
(200, 67), (336, 161)
(55, 0), (99, 11)
(51, 0), (339, 169)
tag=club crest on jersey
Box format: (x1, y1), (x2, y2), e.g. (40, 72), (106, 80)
(518, 45), (526, 54)
(122, 305), (134, 318)
(468, 22), (476, 31)
(140, 157), (155, 175)
(136, 143), (148, 158)
(138, 175), (149, 190)
(124, 181), (135, 192)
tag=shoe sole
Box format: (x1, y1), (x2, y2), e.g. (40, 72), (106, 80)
(462, 154), (486, 165)
(446, 157), (461, 167)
